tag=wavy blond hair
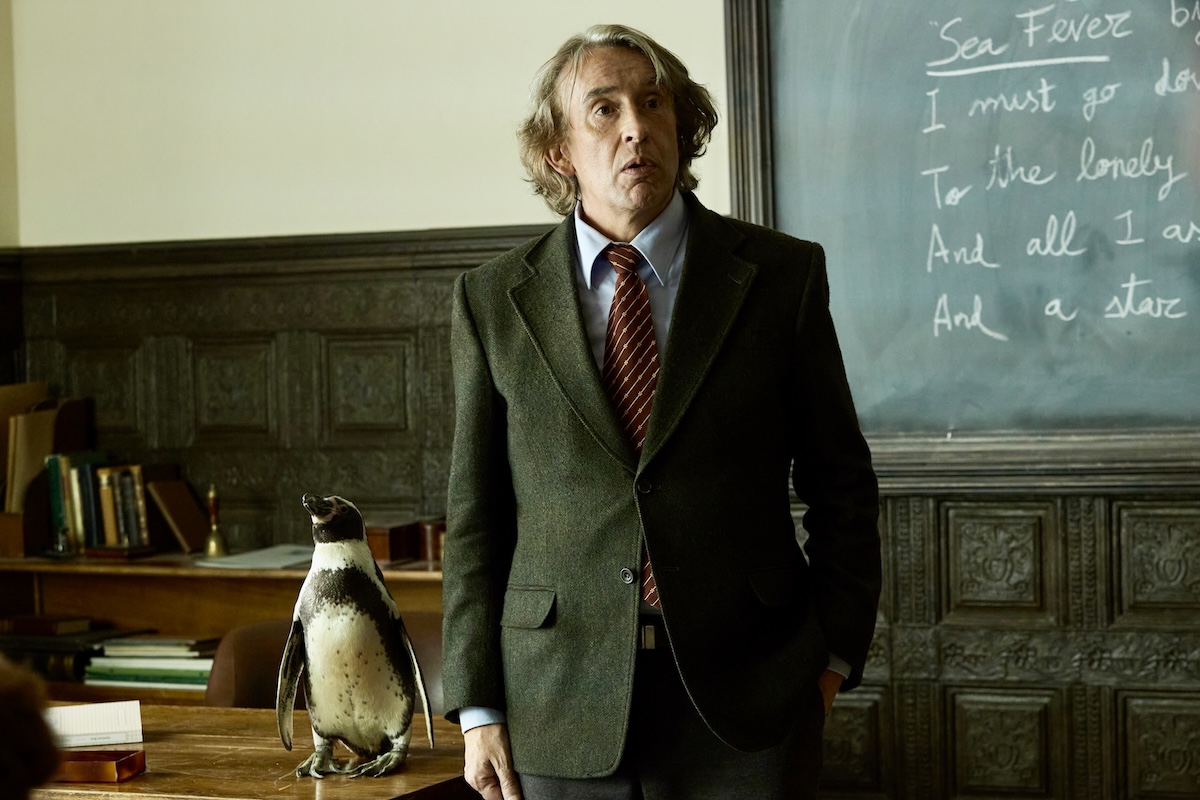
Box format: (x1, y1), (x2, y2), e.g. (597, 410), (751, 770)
(518, 24), (719, 216)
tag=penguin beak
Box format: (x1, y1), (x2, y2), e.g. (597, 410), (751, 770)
(302, 493), (333, 520)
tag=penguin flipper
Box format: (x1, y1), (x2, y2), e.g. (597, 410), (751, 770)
(276, 619), (306, 751)
(396, 617), (435, 749)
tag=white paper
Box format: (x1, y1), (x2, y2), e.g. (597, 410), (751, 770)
(193, 543), (314, 570)
(44, 700), (144, 747)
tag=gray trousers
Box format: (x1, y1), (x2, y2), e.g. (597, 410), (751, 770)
(519, 648), (826, 800)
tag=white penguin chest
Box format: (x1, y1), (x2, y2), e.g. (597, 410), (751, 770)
(297, 548), (412, 742)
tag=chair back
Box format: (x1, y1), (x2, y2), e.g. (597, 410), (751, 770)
(204, 611), (444, 715)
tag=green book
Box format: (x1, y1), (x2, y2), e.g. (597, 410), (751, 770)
(43, 455), (71, 554)
(85, 668), (210, 684)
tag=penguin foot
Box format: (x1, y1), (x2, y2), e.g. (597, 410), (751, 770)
(346, 747), (408, 778)
(294, 750), (346, 778)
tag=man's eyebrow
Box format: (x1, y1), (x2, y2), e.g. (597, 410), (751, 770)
(583, 85), (617, 102)
(582, 77), (662, 103)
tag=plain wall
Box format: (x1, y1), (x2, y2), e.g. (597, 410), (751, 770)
(10, 0), (729, 247)
(0, 0), (17, 246)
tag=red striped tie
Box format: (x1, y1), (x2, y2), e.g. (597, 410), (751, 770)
(601, 243), (661, 609)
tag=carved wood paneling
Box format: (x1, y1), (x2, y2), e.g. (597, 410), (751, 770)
(18, 225), (548, 550)
(896, 681), (942, 800)
(1115, 503), (1200, 628)
(890, 496), (938, 626)
(943, 502), (1061, 628)
(1065, 496), (1106, 630)
(193, 337), (278, 442)
(1120, 693), (1200, 799)
(824, 685), (892, 795)
(855, 494), (1198, 798)
(322, 333), (415, 443)
(948, 687), (1065, 798)
(1071, 684), (1114, 800)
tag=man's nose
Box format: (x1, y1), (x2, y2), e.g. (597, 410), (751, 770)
(623, 108), (651, 142)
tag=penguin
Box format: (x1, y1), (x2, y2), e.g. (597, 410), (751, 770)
(276, 493), (434, 778)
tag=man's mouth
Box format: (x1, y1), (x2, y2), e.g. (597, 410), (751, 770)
(623, 158), (656, 174)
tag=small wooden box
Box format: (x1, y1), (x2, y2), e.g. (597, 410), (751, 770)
(52, 749), (146, 782)
(419, 518), (447, 563)
(365, 520), (421, 562)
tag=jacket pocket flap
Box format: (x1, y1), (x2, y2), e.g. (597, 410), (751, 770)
(748, 567), (802, 608)
(501, 586), (556, 629)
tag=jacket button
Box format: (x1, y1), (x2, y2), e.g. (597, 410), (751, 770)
(636, 479), (653, 494)
(619, 568), (635, 584)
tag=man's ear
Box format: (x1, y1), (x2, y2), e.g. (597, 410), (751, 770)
(546, 143), (575, 178)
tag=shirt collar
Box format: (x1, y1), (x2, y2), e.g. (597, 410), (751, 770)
(575, 191), (687, 290)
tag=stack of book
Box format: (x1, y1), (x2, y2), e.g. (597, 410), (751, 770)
(0, 615), (148, 683)
(84, 635), (220, 692)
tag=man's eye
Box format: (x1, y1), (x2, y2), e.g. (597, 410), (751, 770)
(595, 105), (613, 116)
(647, 98), (660, 109)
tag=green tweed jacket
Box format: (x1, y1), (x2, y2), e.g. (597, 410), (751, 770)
(442, 193), (881, 779)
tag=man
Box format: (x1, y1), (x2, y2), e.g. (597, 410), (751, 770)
(443, 24), (880, 800)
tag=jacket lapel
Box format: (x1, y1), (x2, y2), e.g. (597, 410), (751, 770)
(508, 218), (637, 470)
(640, 200), (757, 466)
(507, 199), (758, 473)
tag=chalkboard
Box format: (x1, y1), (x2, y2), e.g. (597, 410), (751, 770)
(769, 0), (1200, 433)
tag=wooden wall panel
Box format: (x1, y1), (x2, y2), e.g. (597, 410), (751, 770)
(942, 502), (1061, 628)
(18, 226), (547, 550)
(1120, 693), (1200, 799)
(1, 252), (24, 383)
(1114, 503), (1200, 628)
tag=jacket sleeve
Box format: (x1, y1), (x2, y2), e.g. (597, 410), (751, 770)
(789, 243), (882, 692)
(441, 271), (517, 721)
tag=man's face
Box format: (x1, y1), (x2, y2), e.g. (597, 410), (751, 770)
(548, 47), (680, 241)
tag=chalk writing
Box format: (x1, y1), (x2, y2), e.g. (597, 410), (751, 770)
(986, 146), (1056, 189)
(913, 3), (1196, 344)
(922, 166), (972, 208)
(1113, 210), (1146, 245)
(1082, 82), (1121, 120)
(927, 55), (1111, 78)
(1163, 220), (1200, 243)
(1045, 298), (1079, 321)
(1027, 211), (1087, 257)
(1155, 57), (1200, 95)
(969, 77), (1057, 116)
(1015, 5), (1134, 46)
(927, 224), (1001, 271)
(927, 18), (1010, 69)
(934, 294), (1009, 341)
(1076, 136), (1188, 202)
(924, 88), (947, 132)
(1170, 0), (1200, 45)
(1104, 274), (1187, 319)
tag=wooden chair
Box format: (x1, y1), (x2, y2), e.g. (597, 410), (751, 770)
(203, 618), (298, 709)
(204, 611), (444, 715)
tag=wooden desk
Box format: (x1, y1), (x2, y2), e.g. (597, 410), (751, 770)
(34, 705), (473, 800)
(0, 555), (442, 638)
